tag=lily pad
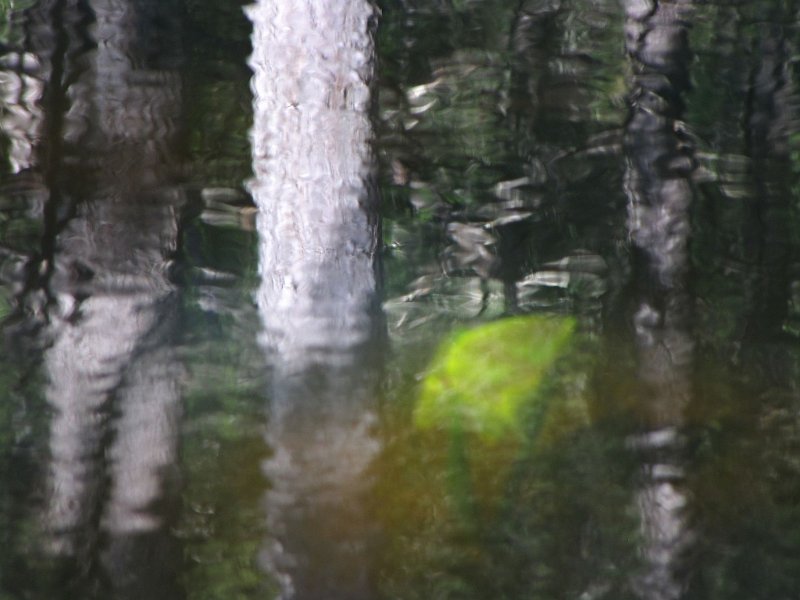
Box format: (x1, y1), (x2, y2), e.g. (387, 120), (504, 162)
(415, 315), (576, 441)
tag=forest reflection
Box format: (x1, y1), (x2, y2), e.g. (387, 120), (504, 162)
(0, 1), (800, 599)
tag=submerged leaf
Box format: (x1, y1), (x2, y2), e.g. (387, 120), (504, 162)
(415, 315), (576, 440)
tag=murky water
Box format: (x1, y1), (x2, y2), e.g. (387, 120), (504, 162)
(1, 1), (800, 599)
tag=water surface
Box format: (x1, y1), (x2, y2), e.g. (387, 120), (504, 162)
(1, 1), (800, 599)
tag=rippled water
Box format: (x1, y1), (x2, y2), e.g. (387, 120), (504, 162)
(1, 1), (800, 599)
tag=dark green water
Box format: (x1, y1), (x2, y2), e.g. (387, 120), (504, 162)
(1, 1), (800, 599)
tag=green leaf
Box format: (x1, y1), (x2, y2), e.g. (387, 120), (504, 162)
(415, 315), (576, 441)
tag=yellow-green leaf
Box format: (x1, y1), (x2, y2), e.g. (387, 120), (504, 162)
(415, 315), (576, 441)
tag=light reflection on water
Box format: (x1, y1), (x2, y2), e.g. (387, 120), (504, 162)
(0, 1), (799, 599)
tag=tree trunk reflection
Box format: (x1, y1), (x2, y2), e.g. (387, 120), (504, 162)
(7, 1), (186, 598)
(623, 1), (695, 598)
(247, 1), (383, 599)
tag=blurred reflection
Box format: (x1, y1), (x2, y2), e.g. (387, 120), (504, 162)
(10, 1), (185, 598)
(0, 47), (44, 174)
(0, 0), (66, 176)
(623, 1), (695, 598)
(247, 1), (383, 599)
(683, 12), (800, 597)
(379, 0), (625, 333)
(735, 15), (796, 358)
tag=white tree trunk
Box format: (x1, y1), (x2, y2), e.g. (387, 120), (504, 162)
(247, 1), (382, 598)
